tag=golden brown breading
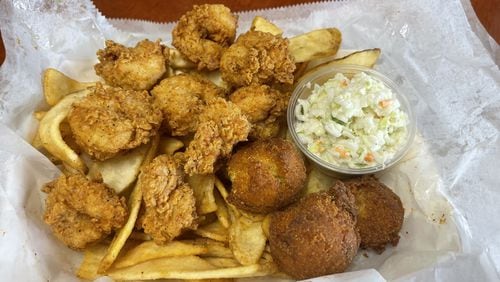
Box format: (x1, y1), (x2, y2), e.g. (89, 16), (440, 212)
(227, 138), (306, 213)
(67, 83), (162, 160)
(184, 97), (250, 175)
(151, 74), (225, 136)
(42, 174), (127, 250)
(139, 155), (197, 244)
(220, 31), (296, 87)
(229, 85), (289, 140)
(95, 39), (167, 90)
(345, 175), (404, 253)
(172, 4), (237, 70)
(269, 186), (359, 279)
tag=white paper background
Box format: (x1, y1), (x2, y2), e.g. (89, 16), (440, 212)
(0, 0), (499, 281)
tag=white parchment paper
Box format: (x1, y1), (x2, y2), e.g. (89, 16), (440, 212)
(0, 0), (499, 281)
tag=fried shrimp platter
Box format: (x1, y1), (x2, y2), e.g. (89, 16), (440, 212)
(32, 3), (410, 281)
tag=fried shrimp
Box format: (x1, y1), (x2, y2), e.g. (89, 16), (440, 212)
(67, 83), (162, 161)
(151, 74), (225, 136)
(95, 39), (168, 90)
(139, 154), (197, 244)
(42, 174), (127, 250)
(184, 97), (251, 175)
(172, 4), (237, 70)
(229, 85), (289, 139)
(220, 31), (296, 87)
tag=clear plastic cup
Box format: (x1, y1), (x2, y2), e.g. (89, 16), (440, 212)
(287, 64), (416, 176)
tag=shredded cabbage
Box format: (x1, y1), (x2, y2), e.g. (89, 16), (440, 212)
(294, 72), (408, 168)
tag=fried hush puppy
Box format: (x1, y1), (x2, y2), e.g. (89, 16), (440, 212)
(151, 74), (226, 136)
(227, 138), (306, 213)
(138, 154), (198, 245)
(184, 97), (251, 175)
(345, 175), (404, 253)
(42, 174), (127, 250)
(220, 31), (296, 87)
(172, 4), (237, 70)
(67, 83), (162, 161)
(229, 85), (288, 140)
(95, 39), (167, 90)
(269, 184), (360, 279)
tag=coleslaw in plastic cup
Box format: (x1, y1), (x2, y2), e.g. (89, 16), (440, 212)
(287, 64), (416, 176)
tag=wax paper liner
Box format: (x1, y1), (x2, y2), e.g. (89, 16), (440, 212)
(0, 0), (499, 281)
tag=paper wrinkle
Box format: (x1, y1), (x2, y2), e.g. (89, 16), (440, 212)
(0, 0), (499, 281)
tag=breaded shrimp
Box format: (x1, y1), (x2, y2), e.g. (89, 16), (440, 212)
(184, 97), (251, 175)
(42, 174), (127, 250)
(172, 4), (237, 70)
(220, 31), (296, 87)
(229, 84), (289, 139)
(138, 155), (197, 244)
(151, 74), (225, 136)
(67, 83), (162, 160)
(95, 39), (168, 90)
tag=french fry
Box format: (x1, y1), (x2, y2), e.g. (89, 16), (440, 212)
(159, 137), (184, 155)
(214, 177), (229, 199)
(76, 244), (108, 280)
(205, 257), (241, 268)
(43, 68), (95, 106)
(108, 256), (271, 280)
(97, 135), (159, 273)
(38, 89), (90, 173)
(88, 143), (150, 194)
(303, 48), (382, 78)
(250, 16), (283, 36)
(302, 165), (334, 195)
(289, 28), (342, 63)
(169, 48), (196, 69)
(194, 221), (229, 242)
(188, 174), (218, 215)
(33, 110), (47, 121)
(261, 215), (271, 239)
(195, 70), (231, 92)
(228, 210), (267, 265)
(113, 240), (209, 269)
(214, 191), (230, 229)
(187, 238), (234, 258)
(108, 255), (216, 280)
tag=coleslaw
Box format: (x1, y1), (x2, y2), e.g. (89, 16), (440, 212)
(294, 72), (409, 168)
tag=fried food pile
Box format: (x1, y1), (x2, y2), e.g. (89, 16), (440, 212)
(33, 3), (404, 281)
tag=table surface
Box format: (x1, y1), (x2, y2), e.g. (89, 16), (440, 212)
(0, 0), (498, 66)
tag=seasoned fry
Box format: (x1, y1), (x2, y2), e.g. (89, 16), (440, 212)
(289, 28), (342, 63)
(43, 68), (95, 106)
(38, 89), (90, 173)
